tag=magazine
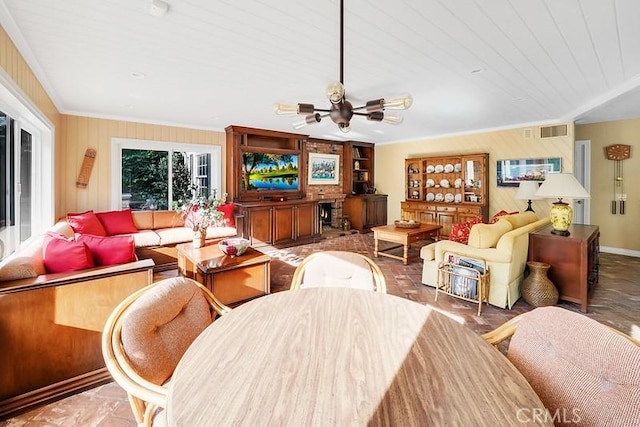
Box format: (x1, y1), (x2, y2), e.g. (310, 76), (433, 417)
(445, 254), (485, 299)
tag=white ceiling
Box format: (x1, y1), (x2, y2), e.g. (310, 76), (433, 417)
(2, 0), (640, 144)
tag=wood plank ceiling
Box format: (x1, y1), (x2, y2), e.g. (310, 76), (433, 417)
(1, 0), (640, 143)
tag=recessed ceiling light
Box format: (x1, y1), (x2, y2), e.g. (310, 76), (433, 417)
(130, 72), (146, 79)
(471, 67), (485, 74)
(149, 0), (169, 17)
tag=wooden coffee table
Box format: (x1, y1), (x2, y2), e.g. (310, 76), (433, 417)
(371, 223), (442, 265)
(176, 241), (271, 306)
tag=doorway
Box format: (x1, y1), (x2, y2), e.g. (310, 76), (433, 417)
(574, 140), (591, 224)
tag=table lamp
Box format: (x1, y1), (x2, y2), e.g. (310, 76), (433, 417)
(514, 181), (542, 212)
(535, 173), (590, 236)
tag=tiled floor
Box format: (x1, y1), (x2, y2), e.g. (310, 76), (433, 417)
(2, 232), (639, 426)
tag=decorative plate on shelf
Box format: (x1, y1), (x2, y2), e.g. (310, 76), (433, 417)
(454, 194), (462, 203)
(444, 163), (454, 173)
(426, 178), (435, 187)
(394, 220), (421, 229)
(435, 193), (445, 202)
(434, 164), (444, 173)
(426, 165), (435, 173)
(454, 163), (462, 172)
(426, 192), (435, 201)
(444, 193), (455, 203)
(440, 179), (450, 188)
(454, 178), (462, 188)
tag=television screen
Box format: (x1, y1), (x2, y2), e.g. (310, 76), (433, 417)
(241, 152), (299, 191)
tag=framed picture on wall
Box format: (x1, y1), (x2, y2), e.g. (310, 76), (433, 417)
(308, 153), (340, 185)
(496, 157), (562, 187)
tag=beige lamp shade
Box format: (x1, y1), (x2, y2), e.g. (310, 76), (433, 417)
(535, 173), (590, 236)
(535, 173), (590, 200)
(515, 181), (542, 212)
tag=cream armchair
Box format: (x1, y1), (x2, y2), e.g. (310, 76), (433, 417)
(420, 212), (549, 308)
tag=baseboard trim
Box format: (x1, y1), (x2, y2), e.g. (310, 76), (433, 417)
(600, 246), (640, 258)
(0, 369), (112, 420)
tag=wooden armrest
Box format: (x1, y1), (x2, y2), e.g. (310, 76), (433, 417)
(481, 313), (525, 345)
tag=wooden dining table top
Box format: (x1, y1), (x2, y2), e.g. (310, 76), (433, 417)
(166, 288), (551, 426)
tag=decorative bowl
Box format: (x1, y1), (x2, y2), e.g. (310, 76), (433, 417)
(394, 220), (421, 229)
(218, 238), (250, 257)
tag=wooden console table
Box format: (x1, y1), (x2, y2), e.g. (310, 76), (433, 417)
(528, 224), (599, 312)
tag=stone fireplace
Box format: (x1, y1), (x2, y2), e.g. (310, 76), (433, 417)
(316, 194), (346, 231)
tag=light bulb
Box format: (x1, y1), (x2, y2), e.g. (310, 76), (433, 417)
(275, 103), (298, 115)
(292, 114), (321, 129)
(339, 122), (351, 133)
(383, 95), (413, 110)
(382, 113), (404, 125)
(365, 99), (385, 113)
(326, 81), (345, 104)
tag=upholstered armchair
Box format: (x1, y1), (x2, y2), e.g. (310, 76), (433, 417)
(290, 251), (387, 293)
(483, 307), (640, 426)
(102, 277), (230, 426)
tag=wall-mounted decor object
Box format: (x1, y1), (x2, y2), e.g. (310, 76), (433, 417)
(308, 153), (340, 185)
(496, 157), (561, 187)
(76, 148), (97, 188)
(604, 144), (631, 215)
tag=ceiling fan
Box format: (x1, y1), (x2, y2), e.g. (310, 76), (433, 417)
(275, 0), (413, 133)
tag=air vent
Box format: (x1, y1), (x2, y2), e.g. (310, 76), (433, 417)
(523, 128), (533, 139)
(540, 124), (568, 138)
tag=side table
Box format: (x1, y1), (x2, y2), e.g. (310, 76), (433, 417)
(528, 224), (599, 312)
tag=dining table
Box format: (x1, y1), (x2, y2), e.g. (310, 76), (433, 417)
(166, 287), (551, 426)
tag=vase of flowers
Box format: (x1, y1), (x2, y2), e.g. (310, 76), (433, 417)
(176, 191), (226, 249)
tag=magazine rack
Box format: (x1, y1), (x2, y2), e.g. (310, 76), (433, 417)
(436, 253), (489, 315)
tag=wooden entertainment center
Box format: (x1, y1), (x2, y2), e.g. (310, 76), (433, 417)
(225, 126), (387, 246)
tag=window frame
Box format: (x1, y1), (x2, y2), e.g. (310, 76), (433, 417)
(110, 138), (222, 211)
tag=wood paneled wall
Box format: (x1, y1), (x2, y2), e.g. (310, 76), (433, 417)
(59, 116), (226, 217)
(375, 125), (574, 222)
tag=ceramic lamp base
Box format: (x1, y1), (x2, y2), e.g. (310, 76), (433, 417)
(549, 200), (572, 236)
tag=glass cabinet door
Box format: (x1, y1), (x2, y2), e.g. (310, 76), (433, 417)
(461, 154), (487, 205)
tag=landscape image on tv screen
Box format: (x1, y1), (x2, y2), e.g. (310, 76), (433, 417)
(241, 152), (299, 191)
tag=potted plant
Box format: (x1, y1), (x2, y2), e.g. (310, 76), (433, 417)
(176, 191), (226, 248)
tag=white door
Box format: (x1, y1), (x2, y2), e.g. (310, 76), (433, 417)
(574, 140), (591, 224)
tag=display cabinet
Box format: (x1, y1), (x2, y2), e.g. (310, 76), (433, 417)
(402, 153), (489, 238)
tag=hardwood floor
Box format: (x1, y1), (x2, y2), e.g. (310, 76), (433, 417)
(2, 232), (638, 426)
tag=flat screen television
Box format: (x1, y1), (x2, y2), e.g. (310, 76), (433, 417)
(241, 152), (299, 193)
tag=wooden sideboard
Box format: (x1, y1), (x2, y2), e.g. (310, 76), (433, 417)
(528, 224), (600, 312)
(236, 199), (319, 248)
(343, 194), (388, 232)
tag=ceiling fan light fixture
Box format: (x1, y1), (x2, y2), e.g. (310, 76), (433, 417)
(277, 0), (411, 133)
(381, 113), (404, 125)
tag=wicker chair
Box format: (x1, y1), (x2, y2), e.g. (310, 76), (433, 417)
(290, 251), (386, 293)
(102, 277), (230, 427)
(482, 306), (640, 427)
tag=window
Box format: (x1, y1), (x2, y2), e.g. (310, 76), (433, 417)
(111, 138), (221, 211)
(0, 77), (54, 261)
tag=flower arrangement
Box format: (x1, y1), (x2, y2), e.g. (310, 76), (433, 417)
(177, 192), (227, 233)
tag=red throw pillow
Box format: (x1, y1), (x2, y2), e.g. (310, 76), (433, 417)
(42, 232), (94, 273)
(76, 234), (137, 266)
(96, 209), (138, 235)
(216, 203), (235, 227)
(449, 217), (483, 244)
(489, 210), (519, 224)
(66, 210), (107, 236)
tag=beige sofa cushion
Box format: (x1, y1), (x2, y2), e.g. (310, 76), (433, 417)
(132, 230), (162, 247)
(132, 211), (154, 230)
(153, 211), (184, 229)
(502, 211), (537, 229)
(467, 219), (513, 249)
